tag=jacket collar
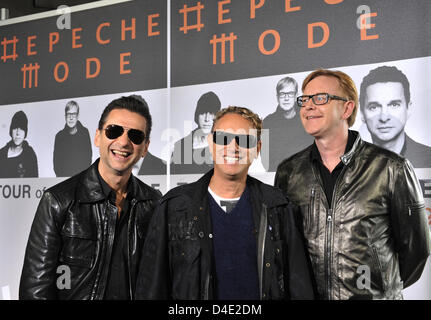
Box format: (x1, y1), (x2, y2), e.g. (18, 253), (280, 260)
(166, 169), (288, 209)
(310, 130), (363, 166)
(77, 158), (157, 203)
(6, 139), (29, 149)
(340, 130), (363, 166)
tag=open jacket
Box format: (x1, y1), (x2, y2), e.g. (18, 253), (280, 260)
(136, 170), (314, 300)
(19, 160), (161, 300)
(275, 131), (431, 299)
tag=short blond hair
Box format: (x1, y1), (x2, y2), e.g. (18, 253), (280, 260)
(212, 106), (263, 140)
(302, 69), (358, 127)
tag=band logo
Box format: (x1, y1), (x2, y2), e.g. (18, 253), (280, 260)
(175, 0), (378, 65)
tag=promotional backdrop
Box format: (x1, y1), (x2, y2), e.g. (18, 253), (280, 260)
(0, 0), (430, 299)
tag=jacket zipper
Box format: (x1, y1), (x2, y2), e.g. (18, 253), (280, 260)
(98, 202), (117, 299)
(127, 199), (137, 300)
(325, 208), (333, 300)
(91, 203), (108, 300)
(324, 165), (348, 300)
(257, 204), (268, 299)
(308, 188), (316, 234)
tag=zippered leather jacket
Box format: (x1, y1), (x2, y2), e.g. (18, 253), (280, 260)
(135, 170), (315, 300)
(275, 131), (431, 299)
(19, 160), (161, 300)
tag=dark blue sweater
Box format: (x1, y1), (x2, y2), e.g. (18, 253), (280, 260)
(208, 188), (260, 300)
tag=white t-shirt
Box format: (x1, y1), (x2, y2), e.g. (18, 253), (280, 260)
(208, 187), (240, 213)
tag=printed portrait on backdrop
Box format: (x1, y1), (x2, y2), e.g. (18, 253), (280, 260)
(171, 91), (221, 174)
(53, 101), (92, 177)
(132, 151), (167, 176)
(129, 95), (167, 176)
(359, 66), (431, 168)
(261, 76), (313, 172)
(0, 111), (38, 178)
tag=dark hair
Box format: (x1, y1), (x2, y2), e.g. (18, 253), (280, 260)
(360, 66), (410, 112)
(65, 100), (79, 114)
(98, 95), (152, 140)
(10, 111), (28, 138)
(194, 91), (221, 125)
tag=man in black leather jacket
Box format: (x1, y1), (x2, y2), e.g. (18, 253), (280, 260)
(19, 96), (161, 300)
(275, 69), (430, 299)
(136, 106), (314, 300)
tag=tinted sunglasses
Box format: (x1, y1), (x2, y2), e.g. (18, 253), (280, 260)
(213, 131), (259, 149)
(103, 124), (146, 145)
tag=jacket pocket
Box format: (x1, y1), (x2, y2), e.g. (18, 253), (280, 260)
(407, 202), (426, 216)
(60, 217), (96, 269)
(182, 240), (201, 263)
(302, 187), (319, 239)
(170, 239), (201, 299)
(370, 245), (386, 293)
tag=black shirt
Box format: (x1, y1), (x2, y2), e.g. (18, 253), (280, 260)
(97, 170), (133, 300)
(310, 130), (355, 208)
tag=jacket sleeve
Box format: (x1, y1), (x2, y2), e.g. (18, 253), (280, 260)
(19, 191), (63, 299)
(390, 159), (431, 288)
(274, 161), (289, 192)
(135, 200), (171, 299)
(284, 203), (315, 299)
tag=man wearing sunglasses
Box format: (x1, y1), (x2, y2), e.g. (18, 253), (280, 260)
(20, 95), (161, 300)
(136, 106), (314, 300)
(275, 69), (430, 299)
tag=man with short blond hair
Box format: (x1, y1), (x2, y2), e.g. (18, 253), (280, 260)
(262, 76), (312, 172)
(275, 69), (430, 300)
(137, 106), (314, 300)
(53, 100), (92, 177)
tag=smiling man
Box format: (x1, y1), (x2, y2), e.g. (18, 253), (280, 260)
(136, 106), (314, 300)
(275, 69), (430, 299)
(360, 66), (431, 168)
(19, 96), (161, 300)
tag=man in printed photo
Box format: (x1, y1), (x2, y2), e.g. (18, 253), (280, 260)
(360, 66), (431, 168)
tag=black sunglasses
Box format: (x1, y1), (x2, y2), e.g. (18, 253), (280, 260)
(212, 131), (259, 149)
(103, 124), (146, 145)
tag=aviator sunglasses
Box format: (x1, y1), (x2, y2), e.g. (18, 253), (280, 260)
(213, 131), (259, 149)
(103, 124), (146, 145)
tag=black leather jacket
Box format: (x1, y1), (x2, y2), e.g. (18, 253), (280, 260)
(135, 170), (315, 300)
(275, 131), (431, 299)
(19, 160), (161, 300)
